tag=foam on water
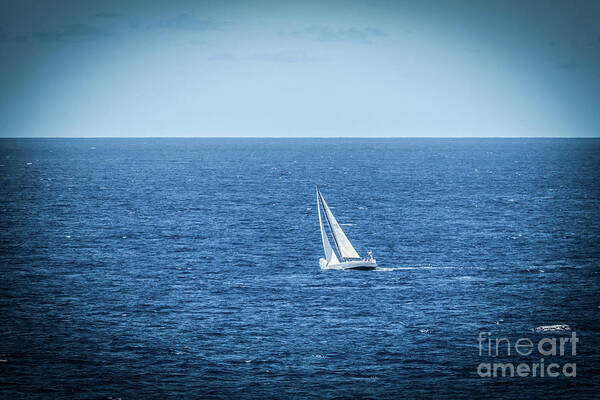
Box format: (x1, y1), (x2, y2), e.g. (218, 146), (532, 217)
(534, 324), (571, 332)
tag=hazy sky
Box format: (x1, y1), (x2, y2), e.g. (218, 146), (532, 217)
(0, 0), (599, 137)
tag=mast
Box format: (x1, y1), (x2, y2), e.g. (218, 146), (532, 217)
(316, 185), (344, 262)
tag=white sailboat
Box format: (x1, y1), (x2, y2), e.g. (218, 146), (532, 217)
(316, 185), (377, 270)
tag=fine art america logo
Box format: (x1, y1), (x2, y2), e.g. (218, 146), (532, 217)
(477, 330), (578, 378)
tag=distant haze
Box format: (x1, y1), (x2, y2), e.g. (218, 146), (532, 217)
(1, 0), (599, 137)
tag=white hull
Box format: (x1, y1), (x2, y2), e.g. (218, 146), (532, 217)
(320, 258), (377, 270)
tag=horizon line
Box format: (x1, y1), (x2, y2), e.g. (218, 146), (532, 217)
(1, 136), (599, 139)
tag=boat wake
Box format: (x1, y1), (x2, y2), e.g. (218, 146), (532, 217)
(375, 266), (440, 271)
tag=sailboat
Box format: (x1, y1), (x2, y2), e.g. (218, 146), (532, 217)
(316, 185), (377, 270)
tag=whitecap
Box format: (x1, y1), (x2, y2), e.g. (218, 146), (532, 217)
(534, 324), (570, 332)
(454, 275), (475, 281)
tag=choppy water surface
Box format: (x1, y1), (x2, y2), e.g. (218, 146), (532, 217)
(1, 138), (599, 398)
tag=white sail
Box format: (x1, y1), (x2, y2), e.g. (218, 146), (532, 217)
(317, 191), (339, 265)
(318, 189), (361, 260)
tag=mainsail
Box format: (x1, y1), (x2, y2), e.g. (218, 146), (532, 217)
(317, 191), (339, 265)
(316, 186), (361, 261)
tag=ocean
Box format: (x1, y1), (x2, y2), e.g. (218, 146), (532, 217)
(1, 138), (599, 398)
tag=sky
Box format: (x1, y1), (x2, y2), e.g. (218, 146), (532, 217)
(0, 0), (599, 137)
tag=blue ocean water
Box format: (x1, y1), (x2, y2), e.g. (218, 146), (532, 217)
(0, 138), (599, 398)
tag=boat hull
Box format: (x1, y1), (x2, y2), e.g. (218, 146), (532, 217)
(346, 265), (377, 271)
(320, 259), (377, 270)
